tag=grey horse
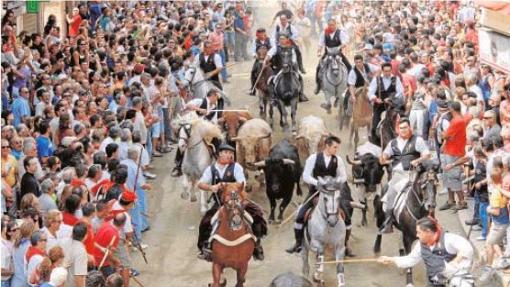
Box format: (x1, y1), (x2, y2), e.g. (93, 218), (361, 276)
(302, 176), (346, 287)
(269, 272), (313, 287)
(319, 47), (347, 119)
(183, 64), (231, 106)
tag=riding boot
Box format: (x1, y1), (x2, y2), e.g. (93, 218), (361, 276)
(298, 75), (309, 102)
(285, 228), (304, 254)
(171, 150), (184, 177)
(253, 239), (265, 261)
(197, 241), (212, 262)
(344, 229), (356, 257)
(379, 209), (394, 234)
(314, 64), (321, 95)
(295, 45), (306, 74)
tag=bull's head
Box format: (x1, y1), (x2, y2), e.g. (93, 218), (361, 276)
(218, 112), (250, 141)
(295, 131), (329, 159)
(232, 133), (271, 168)
(253, 158), (295, 193)
(346, 153), (384, 193)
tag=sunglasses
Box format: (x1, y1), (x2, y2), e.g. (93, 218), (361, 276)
(1, 146), (10, 148)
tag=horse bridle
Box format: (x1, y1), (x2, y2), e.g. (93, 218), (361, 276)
(320, 189), (341, 225)
(324, 55), (346, 87)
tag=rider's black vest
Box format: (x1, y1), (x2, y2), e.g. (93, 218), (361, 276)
(198, 98), (218, 121)
(324, 29), (342, 47)
(390, 135), (421, 171)
(210, 163), (237, 205)
(313, 152), (338, 178)
(420, 232), (456, 286)
(199, 53), (220, 83)
(354, 64), (371, 88)
(255, 38), (272, 52)
(376, 76), (397, 101)
(275, 24), (293, 42)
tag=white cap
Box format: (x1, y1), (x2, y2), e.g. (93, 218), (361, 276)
(49, 267), (68, 286)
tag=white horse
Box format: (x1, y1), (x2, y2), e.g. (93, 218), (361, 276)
(302, 176), (346, 287)
(183, 64), (231, 106)
(180, 118), (224, 214)
(320, 46), (347, 117)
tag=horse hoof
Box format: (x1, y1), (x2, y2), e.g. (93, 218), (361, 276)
(180, 191), (189, 200)
(220, 279), (227, 287)
(276, 218), (282, 224)
(405, 284), (414, 287)
(313, 272), (321, 282)
(268, 219), (274, 224)
(373, 246), (381, 254)
(190, 193), (197, 202)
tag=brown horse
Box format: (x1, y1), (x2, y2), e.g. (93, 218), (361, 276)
(210, 182), (255, 287)
(254, 46), (275, 124)
(349, 86), (372, 149)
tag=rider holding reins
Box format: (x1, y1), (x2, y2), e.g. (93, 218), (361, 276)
(314, 18), (352, 96)
(379, 118), (431, 234)
(286, 135), (348, 254)
(196, 144), (266, 262)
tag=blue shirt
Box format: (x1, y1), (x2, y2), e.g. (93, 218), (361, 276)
(121, 159), (146, 191)
(234, 13), (245, 31)
(11, 96), (31, 126)
(36, 135), (54, 159)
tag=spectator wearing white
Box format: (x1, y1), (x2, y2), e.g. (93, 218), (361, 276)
(84, 164), (103, 191)
(132, 97), (147, 145)
(56, 167), (76, 202)
(42, 210), (71, 252)
(465, 72), (484, 111)
(57, 223), (88, 287)
(38, 178), (58, 217)
(39, 267), (68, 287)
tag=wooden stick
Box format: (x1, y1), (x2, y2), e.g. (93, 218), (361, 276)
(317, 258), (379, 265)
(98, 235), (117, 269)
(279, 190), (320, 226)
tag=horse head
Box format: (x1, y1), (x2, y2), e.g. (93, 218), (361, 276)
(184, 65), (197, 84)
(317, 176), (343, 227)
(414, 161), (439, 213)
(280, 47), (293, 73)
(221, 182), (246, 231)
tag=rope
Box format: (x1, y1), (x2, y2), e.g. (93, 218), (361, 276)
(279, 189), (320, 226)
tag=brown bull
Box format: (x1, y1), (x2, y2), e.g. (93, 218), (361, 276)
(232, 118), (272, 170)
(218, 111), (253, 141)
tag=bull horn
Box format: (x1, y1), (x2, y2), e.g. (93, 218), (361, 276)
(239, 116), (247, 123)
(346, 155), (361, 165)
(230, 137), (240, 141)
(253, 160), (266, 167)
(282, 159), (295, 165)
(295, 134), (304, 139)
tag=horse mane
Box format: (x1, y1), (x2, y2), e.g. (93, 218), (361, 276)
(191, 119), (224, 142)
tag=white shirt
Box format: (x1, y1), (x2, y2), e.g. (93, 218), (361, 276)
(367, 75), (405, 102)
(302, 153), (347, 186)
(199, 162), (246, 184)
(393, 232), (473, 278)
(193, 53), (223, 70)
(383, 136), (430, 171)
(267, 44), (297, 63)
(111, 201), (133, 238)
(42, 225), (72, 252)
(318, 29), (350, 48)
(273, 23), (299, 42)
(347, 64), (377, 86)
(186, 98), (218, 123)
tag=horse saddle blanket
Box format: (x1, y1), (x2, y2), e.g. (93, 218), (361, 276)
(209, 209), (257, 246)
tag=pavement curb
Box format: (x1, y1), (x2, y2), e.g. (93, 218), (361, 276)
(456, 199), (509, 287)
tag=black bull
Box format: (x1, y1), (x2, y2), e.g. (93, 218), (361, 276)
(255, 139), (302, 223)
(346, 153), (385, 226)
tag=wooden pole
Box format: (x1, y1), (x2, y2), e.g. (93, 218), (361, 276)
(317, 258), (379, 265)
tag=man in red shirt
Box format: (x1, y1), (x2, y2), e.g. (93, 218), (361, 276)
(93, 213), (126, 278)
(440, 101), (469, 211)
(66, 7), (82, 38)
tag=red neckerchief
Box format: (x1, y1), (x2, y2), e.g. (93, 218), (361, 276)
(25, 246), (45, 262)
(324, 26), (335, 36)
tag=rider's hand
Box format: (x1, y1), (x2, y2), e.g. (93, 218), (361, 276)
(443, 163), (453, 171)
(210, 184), (221, 193)
(410, 159), (420, 167)
(377, 256), (394, 265)
(373, 98), (383, 104)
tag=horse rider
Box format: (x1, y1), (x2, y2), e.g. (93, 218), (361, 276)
(171, 89), (223, 177)
(367, 62), (405, 144)
(194, 39), (224, 91)
(196, 143), (266, 261)
(272, 14), (306, 75)
(378, 118), (431, 234)
(378, 217), (474, 287)
(314, 18), (352, 95)
(286, 135), (348, 254)
(249, 28), (274, 96)
(347, 54), (375, 105)
(264, 32), (309, 105)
